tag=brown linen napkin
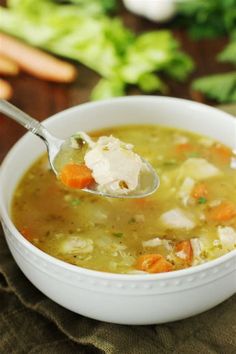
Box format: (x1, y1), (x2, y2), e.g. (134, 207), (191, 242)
(1, 105), (236, 354)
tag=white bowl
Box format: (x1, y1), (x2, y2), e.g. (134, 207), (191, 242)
(0, 96), (235, 325)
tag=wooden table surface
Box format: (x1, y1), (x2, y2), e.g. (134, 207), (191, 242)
(0, 3), (234, 163)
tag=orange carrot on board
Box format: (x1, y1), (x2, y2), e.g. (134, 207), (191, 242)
(0, 55), (19, 75)
(175, 240), (193, 264)
(210, 144), (231, 163)
(0, 33), (77, 82)
(60, 163), (94, 189)
(208, 201), (236, 222)
(135, 254), (173, 273)
(0, 79), (13, 100)
(191, 182), (208, 200)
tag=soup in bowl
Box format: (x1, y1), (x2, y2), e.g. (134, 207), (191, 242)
(0, 96), (235, 324)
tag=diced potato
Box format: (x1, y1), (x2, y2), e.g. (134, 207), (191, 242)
(178, 177), (195, 206)
(198, 137), (214, 147)
(134, 214), (145, 223)
(218, 226), (236, 250)
(209, 199), (222, 207)
(174, 134), (189, 145)
(190, 238), (202, 258)
(61, 236), (94, 254)
(143, 237), (162, 248)
(142, 237), (172, 251)
(178, 158), (221, 181)
(160, 208), (196, 230)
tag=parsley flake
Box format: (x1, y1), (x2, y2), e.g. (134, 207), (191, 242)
(71, 198), (82, 206)
(198, 197), (207, 204)
(112, 232), (123, 238)
(187, 152), (200, 158)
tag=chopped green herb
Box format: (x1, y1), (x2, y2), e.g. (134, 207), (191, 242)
(128, 217), (136, 224)
(70, 198), (82, 206)
(163, 160), (177, 167)
(187, 152), (201, 158)
(112, 232), (123, 238)
(198, 197), (207, 204)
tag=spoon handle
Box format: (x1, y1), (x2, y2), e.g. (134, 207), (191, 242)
(0, 99), (48, 141)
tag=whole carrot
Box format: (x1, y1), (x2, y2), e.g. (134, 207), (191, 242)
(0, 79), (13, 100)
(0, 33), (77, 83)
(0, 55), (19, 76)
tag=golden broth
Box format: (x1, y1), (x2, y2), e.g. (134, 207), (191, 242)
(11, 125), (236, 274)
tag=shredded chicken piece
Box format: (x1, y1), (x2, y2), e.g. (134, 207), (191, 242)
(84, 136), (145, 194)
(218, 226), (236, 250)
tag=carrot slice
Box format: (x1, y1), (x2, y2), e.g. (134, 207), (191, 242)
(20, 227), (33, 241)
(191, 182), (208, 200)
(134, 198), (148, 206)
(175, 240), (193, 264)
(60, 163), (94, 189)
(175, 143), (193, 154)
(175, 143), (200, 159)
(210, 144), (231, 163)
(136, 254), (173, 273)
(208, 201), (236, 222)
(175, 143), (193, 152)
(133, 198), (155, 208)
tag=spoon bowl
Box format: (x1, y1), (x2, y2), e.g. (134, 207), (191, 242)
(0, 99), (159, 198)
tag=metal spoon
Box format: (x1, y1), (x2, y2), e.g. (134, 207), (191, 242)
(0, 99), (159, 198)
